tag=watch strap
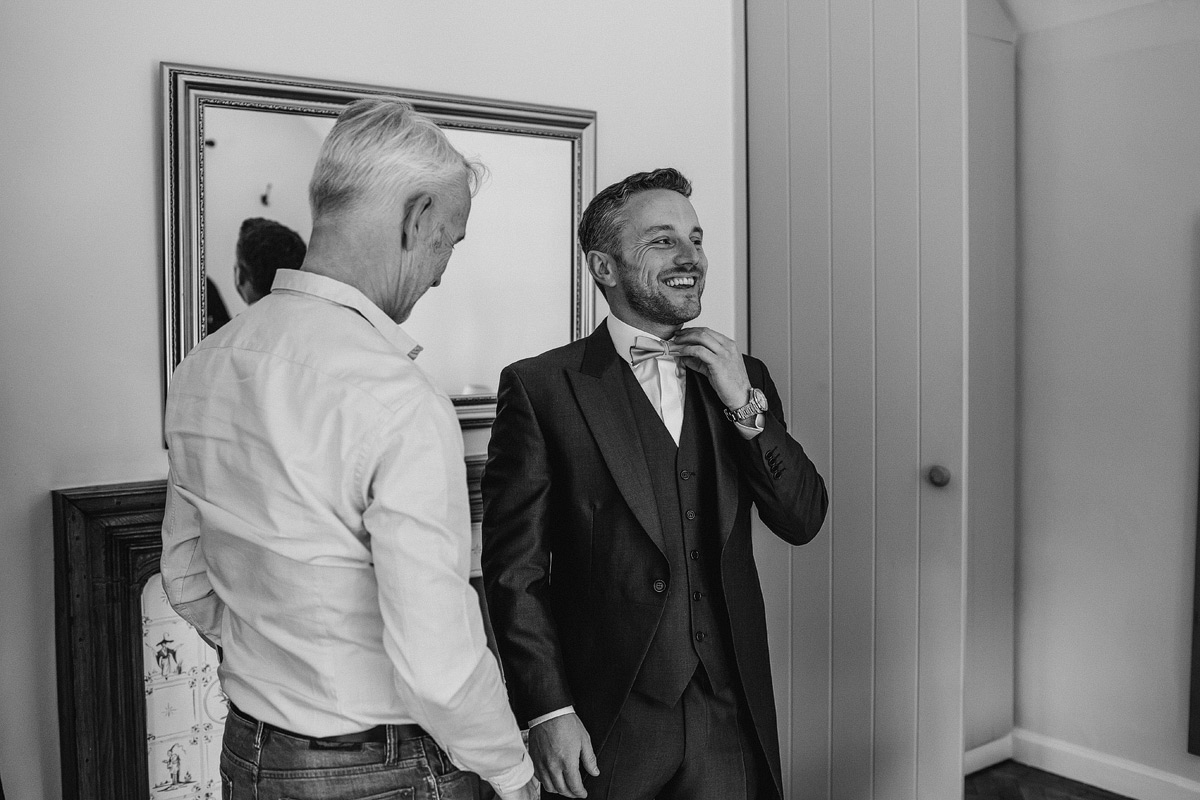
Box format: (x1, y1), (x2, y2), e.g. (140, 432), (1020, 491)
(724, 388), (767, 422)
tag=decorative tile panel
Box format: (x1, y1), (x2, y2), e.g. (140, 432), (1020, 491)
(143, 574), (226, 799)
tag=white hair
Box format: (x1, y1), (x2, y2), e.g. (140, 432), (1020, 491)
(308, 98), (484, 219)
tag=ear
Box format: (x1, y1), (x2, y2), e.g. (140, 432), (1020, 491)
(586, 250), (618, 291)
(233, 262), (252, 304)
(399, 192), (436, 251)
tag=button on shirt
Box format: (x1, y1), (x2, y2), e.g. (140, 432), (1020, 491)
(161, 269), (532, 795)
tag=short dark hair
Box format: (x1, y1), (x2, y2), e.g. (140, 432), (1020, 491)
(237, 218), (307, 299)
(577, 167), (692, 260)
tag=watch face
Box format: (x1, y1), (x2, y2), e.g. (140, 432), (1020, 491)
(751, 387), (768, 412)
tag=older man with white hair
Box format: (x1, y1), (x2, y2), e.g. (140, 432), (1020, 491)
(161, 98), (538, 800)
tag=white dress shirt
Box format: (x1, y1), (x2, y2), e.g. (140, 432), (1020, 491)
(161, 269), (532, 795)
(607, 315), (688, 443)
(527, 314), (762, 729)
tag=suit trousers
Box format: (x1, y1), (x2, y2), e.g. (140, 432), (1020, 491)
(565, 668), (768, 800)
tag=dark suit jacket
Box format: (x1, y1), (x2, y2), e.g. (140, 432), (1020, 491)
(482, 322), (827, 796)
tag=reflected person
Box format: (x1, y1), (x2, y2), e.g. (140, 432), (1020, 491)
(162, 98), (538, 800)
(482, 168), (828, 799)
(205, 276), (232, 333)
(234, 217), (307, 306)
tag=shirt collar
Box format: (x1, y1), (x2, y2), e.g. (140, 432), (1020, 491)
(271, 269), (423, 360)
(606, 314), (670, 366)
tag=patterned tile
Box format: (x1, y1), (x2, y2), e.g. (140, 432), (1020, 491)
(143, 575), (227, 800)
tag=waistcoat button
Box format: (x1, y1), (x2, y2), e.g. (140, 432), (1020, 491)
(690, 550), (700, 560)
(685, 509), (696, 520)
(679, 469), (691, 480)
(653, 579), (667, 593)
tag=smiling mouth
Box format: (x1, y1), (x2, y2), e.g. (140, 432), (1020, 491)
(663, 276), (697, 289)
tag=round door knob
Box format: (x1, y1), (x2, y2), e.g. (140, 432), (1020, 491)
(927, 465), (951, 488)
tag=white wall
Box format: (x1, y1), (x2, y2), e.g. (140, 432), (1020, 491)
(0, 2), (744, 796)
(1016, 4), (1200, 794)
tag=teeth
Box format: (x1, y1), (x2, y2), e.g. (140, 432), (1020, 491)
(665, 277), (696, 288)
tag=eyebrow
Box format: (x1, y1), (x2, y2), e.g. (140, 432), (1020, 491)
(641, 224), (704, 236)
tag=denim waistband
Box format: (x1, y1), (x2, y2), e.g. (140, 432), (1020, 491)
(227, 702), (427, 747)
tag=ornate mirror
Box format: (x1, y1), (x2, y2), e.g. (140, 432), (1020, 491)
(162, 63), (596, 425)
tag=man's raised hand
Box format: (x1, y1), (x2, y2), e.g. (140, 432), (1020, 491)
(672, 327), (753, 411)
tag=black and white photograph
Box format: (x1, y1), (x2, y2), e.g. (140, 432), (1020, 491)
(3, 2), (1200, 799)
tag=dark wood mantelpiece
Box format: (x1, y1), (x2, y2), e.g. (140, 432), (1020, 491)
(53, 481), (167, 800)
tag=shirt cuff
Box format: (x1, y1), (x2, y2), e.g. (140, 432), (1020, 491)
(171, 595), (224, 648)
(485, 751), (536, 798)
(528, 705), (575, 728)
(734, 413), (765, 439)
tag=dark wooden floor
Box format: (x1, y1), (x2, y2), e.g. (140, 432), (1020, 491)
(966, 760), (1134, 800)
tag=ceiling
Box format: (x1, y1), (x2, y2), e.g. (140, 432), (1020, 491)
(1000, 0), (1162, 33)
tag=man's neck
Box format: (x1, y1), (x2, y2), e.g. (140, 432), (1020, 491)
(609, 307), (681, 341)
(304, 219), (402, 323)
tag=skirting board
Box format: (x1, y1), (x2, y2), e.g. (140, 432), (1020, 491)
(964, 734), (1014, 775)
(1011, 728), (1200, 800)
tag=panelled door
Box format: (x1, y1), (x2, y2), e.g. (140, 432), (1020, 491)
(747, 1), (968, 797)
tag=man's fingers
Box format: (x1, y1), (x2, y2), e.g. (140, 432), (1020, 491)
(561, 762), (588, 798)
(581, 736), (600, 777)
(533, 765), (555, 794)
(675, 344), (716, 364)
(541, 768), (566, 797)
(674, 327), (734, 352)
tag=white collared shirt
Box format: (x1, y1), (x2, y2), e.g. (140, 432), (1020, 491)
(607, 314), (688, 443)
(161, 269), (532, 795)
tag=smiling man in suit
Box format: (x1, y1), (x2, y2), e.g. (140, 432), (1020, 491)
(482, 168), (828, 799)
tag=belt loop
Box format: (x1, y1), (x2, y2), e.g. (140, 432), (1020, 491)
(386, 723), (398, 765)
(254, 717), (267, 758)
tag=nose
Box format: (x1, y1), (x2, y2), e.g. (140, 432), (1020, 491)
(676, 240), (699, 266)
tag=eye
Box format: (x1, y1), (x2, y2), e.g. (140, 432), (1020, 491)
(691, 238), (703, 248)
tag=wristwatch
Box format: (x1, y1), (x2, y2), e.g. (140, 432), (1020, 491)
(724, 387), (769, 422)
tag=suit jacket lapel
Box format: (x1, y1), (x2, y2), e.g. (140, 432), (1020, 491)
(692, 372), (740, 547)
(566, 324), (667, 556)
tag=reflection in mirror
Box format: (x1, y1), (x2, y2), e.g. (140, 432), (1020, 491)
(201, 108), (327, 331)
(164, 64), (596, 425)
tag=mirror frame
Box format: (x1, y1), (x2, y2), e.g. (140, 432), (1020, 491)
(161, 63), (596, 425)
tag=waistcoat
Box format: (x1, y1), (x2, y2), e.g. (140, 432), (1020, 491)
(621, 365), (738, 706)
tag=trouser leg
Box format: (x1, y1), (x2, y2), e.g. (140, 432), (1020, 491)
(659, 671), (766, 800)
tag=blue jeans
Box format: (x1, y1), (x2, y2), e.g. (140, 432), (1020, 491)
(221, 704), (481, 800)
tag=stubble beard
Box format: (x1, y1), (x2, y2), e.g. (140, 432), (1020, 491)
(616, 254), (702, 329)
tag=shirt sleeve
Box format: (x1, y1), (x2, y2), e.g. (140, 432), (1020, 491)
(362, 391), (533, 794)
(161, 463), (225, 649)
(734, 413), (766, 439)
(528, 706), (576, 728)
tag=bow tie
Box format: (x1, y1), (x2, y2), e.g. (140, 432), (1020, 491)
(630, 336), (679, 365)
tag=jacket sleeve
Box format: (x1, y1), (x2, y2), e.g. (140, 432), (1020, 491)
(736, 358), (829, 545)
(481, 366), (575, 724)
